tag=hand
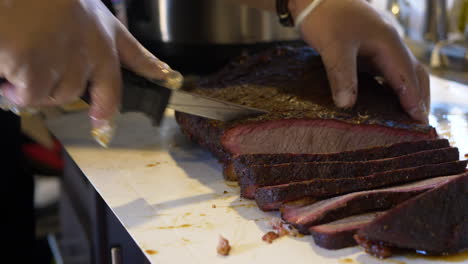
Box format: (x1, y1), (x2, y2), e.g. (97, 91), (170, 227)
(0, 0), (176, 129)
(289, 0), (430, 124)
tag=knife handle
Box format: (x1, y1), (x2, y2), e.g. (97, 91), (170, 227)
(0, 69), (173, 126)
(118, 68), (172, 126)
(81, 69), (173, 126)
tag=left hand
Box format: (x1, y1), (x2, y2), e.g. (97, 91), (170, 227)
(289, 0), (430, 124)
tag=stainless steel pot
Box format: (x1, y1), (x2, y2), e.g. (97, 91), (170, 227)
(126, 0), (300, 44)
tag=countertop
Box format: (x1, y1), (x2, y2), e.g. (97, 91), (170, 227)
(47, 75), (468, 264)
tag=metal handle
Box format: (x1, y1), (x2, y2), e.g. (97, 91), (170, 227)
(423, 0), (448, 42)
(111, 246), (123, 264)
(111, 0), (128, 27)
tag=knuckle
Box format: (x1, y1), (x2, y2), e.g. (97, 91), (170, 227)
(374, 23), (402, 50)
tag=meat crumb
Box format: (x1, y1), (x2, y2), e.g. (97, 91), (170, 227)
(217, 236), (231, 256)
(269, 219), (290, 236)
(262, 231), (280, 243)
(354, 234), (393, 259)
(263, 219), (302, 242)
(212, 204), (217, 208)
(223, 190), (228, 194)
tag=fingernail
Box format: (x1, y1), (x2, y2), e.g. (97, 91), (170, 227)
(398, 85), (408, 95)
(2, 85), (23, 105)
(333, 90), (354, 108)
(90, 117), (116, 148)
(409, 102), (429, 124)
(155, 69), (184, 90)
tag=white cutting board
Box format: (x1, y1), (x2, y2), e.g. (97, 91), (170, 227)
(47, 75), (468, 264)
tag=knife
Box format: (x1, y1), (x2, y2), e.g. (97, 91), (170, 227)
(0, 69), (267, 124)
(117, 68), (268, 125)
(0, 69), (267, 146)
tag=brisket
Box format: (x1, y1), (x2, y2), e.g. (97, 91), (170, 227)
(281, 175), (461, 233)
(309, 212), (384, 250)
(240, 146), (458, 198)
(175, 46), (437, 181)
(228, 139), (449, 180)
(255, 160), (468, 211)
(355, 173), (468, 258)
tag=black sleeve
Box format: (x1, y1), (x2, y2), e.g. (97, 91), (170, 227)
(0, 111), (34, 262)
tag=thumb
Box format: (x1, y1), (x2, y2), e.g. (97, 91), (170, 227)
(321, 47), (359, 108)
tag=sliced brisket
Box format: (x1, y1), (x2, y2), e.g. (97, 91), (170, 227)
(240, 147), (458, 198)
(175, 46), (437, 181)
(228, 139), (449, 180)
(255, 160), (468, 211)
(281, 175), (461, 234)
(309, 212), (384, 250)
(355, 172), (468, 258)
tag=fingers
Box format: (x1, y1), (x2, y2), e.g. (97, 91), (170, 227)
(370, 32), (429, 124)
(416, 63), (430, 117)
(2, 66), (58, 107)
(88, 53), (122, 129)
(115, 23), (175, 81)
(321, 45), (359, 108)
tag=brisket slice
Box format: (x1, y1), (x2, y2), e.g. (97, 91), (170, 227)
(240, 147), (458, 198)
(309, 212), (385, 250)
(175, 46), (437, 181)
(255, 160), (468, 211)
(281, 175), (461, 234)
(228, 139), (449, 180)
(355, 173), (468, 258)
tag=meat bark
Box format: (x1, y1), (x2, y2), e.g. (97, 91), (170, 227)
(355, 173), (468, 258)
(255, 160), (468, 211)
(240, 147), (458, 198)
(281, 175), (461, 233)
(229, 139), (449, 180)
(309, 212), (384, 250)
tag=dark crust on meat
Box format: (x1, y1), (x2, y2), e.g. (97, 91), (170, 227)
(354, 234), (395, 258)
(311, 226), (363, 250)
(254, 160), (468, 211)
(240, 147), (459, 198)
(356, 173), (468, 257)
(309, 212), (386, 250)
(230, 139), (449, 181)
(194, 46), (432, 132)
(286, 190), (426, 234)
(175, 46), (437, 180)
(175, 112), (228, 162)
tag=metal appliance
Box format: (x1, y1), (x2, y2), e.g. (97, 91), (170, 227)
(119, 0), (301, 74)
(382, 0), (468, 82)
(125, 0), (298, 44)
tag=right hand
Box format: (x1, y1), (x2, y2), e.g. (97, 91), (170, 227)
(0, 0), (177, 130)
